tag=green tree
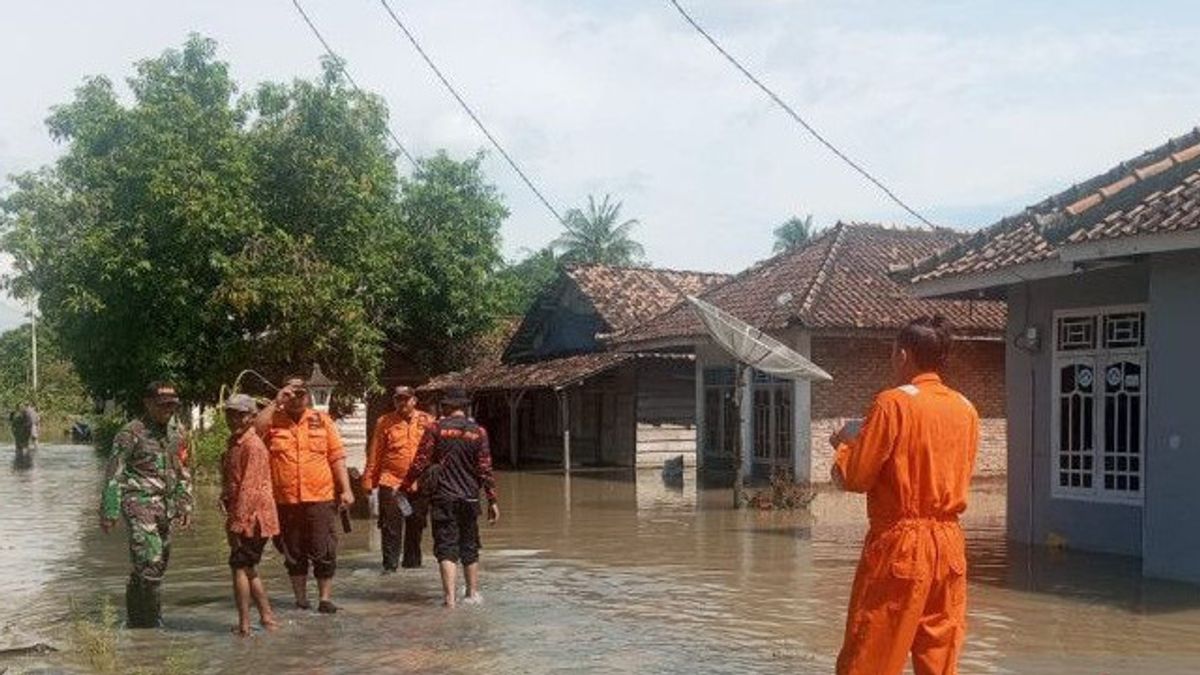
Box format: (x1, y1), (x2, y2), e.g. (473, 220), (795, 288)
(391, 151), (510, 372)
(553, 194), (645, 266)
(773, 214), (816, 253)
(496, 246), (560, 315)
(0, 323), (90, 420)
(1, 36), (513, 406)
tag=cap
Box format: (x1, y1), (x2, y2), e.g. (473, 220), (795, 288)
(144, 382), (180, 404)
(222, 394), (257, 414)
(392, 385), (415, 399)
(441, 385), (471, 408)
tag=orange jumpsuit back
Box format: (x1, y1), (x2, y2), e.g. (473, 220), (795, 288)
(834, 372), (979, 675)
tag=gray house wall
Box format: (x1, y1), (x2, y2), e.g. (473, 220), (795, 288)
(1005, 262), (1148, 556)
(1143, 250), (1200, 582)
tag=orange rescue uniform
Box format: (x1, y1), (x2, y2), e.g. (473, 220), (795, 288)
(362, 410), (434, 491)
(834, 373), (979, 675)
(265, 408), (346, 505)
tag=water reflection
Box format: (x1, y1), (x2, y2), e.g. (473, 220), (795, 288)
(2, 447), (1200, 673)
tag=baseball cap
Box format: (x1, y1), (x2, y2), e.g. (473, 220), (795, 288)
(144, 382), (180, 404)
(392, 385), (415, 399)
(222, 394), (257, 414)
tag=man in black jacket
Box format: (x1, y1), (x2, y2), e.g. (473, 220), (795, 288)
(401, 386), (499, 608)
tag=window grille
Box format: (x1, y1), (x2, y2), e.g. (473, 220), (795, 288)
(1052, 307), (1146, 503)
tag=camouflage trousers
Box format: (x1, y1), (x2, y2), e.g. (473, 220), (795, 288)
(122, 497), (172, 584)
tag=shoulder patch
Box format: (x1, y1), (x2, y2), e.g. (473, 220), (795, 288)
(898, 384), (920, 396)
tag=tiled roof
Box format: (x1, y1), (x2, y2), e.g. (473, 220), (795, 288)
(565, 264), (730, 333)
(612, 223), (1006, 346)
(418, 352), (635, 393)
(903, 128), (1200, 286)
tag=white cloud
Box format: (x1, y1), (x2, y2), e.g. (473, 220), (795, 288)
(1, 0), (1198, 279)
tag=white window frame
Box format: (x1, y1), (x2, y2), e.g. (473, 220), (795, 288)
(1050, 304), (1147, 505)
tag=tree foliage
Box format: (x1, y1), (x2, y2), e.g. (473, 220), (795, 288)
(552, 194), (645, 266)
(495, 247), (560, 316)
(0, 323), (90, 419)
(0, 36), (511, 407)
(773, 214), (817, 253)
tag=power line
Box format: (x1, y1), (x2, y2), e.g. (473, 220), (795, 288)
(377, 0), (568, 227)
(290, 0), (420, 171)
(667, 0), (936, 228)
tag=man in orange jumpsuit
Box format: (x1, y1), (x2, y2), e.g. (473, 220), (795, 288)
(830, 315), (979, 675)
(362, 385), (434, 572)
(256, 376), (355, 614)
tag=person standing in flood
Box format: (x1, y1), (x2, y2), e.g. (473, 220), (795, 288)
(220, 394), (280, 635)
(99, 382), (193, 628)
(830, 316), (979, 675)
(256, 376), (354, 614)
(401, 386), (498, 608)
(362, 385), (434, 572)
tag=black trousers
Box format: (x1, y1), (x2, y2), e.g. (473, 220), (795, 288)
(377, 486), (427, 570)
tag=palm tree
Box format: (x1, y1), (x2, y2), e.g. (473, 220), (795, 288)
(553, 194), (646, 265)
(773, 214), (816, 253)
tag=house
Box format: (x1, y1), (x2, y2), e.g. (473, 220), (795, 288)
(421, 264), (729, 469)
(611, 222), (1008, 484)
(899, 128), (1200, 583)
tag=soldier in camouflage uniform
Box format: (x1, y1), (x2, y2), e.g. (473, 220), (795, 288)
(99, 382), (193, 628)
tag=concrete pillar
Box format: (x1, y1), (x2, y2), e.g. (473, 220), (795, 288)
(694, 349), (706, 470)
(793, 330), (813, 483)
(740, 366), (753, 478)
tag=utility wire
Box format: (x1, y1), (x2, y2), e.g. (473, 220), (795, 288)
(668, 0), (936, 228)
(377, 0), (568, 227)
(290, 0), (420, 171)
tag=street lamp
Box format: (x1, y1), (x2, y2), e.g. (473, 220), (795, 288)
(306, 363), (337, 412)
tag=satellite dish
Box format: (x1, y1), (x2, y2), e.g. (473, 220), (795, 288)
(687, 295), (832, 382)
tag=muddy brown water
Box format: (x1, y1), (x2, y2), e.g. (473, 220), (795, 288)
(3, 445), (1200, 673)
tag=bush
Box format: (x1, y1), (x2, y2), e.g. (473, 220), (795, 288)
(90, 412), (128, 458)
(189, 419), (230, 483)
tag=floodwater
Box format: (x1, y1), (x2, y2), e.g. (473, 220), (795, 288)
(4, 446), (1200, 673)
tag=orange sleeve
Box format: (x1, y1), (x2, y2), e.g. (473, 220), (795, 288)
(324, 413), (346, 463)
(834, 393), (901, 493)
(363, 415), (384, 490)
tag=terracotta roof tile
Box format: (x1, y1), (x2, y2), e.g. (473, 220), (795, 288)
(613, 223), (1005, 346)
(565, 264), (730, 333)
(418, 351), (635, 393)
(902, 127), (1200, 285)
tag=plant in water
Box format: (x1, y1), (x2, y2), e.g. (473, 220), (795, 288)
(69, 596), (120, 673)
(748, 467), (816, 510)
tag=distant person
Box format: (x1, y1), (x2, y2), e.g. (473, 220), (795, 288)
(829, 316), (979, 675)
(256, 376), (354, 614)
(362, 385), (434, 572)
(23, 403), (39, 451)
(220, 394), (280, 636)
(10, 404), (32, 452)
(99, 382), (193, 628)
(401, 386), (498, 608)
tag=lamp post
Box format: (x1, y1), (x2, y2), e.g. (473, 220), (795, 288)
(306, 363), (337, 413)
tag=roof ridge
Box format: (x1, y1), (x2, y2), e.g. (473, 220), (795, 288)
(795, 221), (849, 322)
(565, 261), (729, 278)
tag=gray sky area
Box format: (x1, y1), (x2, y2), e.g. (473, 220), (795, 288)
(2, 1), (1198, 330)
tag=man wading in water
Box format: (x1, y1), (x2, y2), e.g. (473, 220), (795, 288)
(362, 385), (434, 573)
(830, 316), (979, 675)
(257, 376), (354, 614)
(220, 394), (280, 635)
(401, 386), (499, 608)
(99, 382), (193, 628)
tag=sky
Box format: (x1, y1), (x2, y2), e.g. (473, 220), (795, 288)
(1, 0), (1198, 329)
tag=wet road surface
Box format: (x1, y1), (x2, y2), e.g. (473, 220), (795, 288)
(3, 445), (1200, 673)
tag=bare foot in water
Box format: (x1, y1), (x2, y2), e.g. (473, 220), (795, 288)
(231, 624), (252, 637)
(261, 615), (280, 631)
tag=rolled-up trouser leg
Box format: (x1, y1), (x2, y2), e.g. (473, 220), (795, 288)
(377, 486), (403, 571)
